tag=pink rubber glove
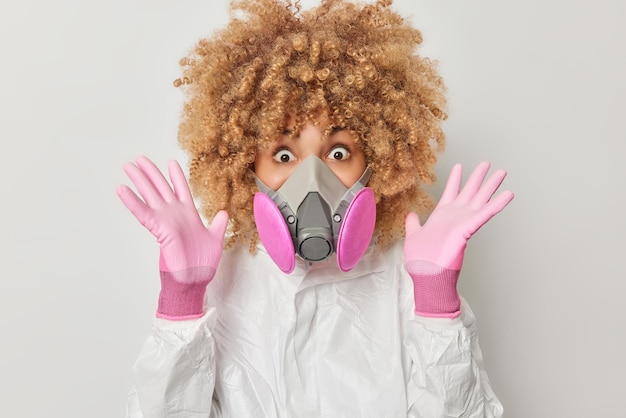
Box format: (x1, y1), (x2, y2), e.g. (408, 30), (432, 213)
(404, 162), (514, 318)
(117, 156), (229, 320)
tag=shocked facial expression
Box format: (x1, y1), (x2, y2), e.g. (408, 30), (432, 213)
(254, 114), (367, 190)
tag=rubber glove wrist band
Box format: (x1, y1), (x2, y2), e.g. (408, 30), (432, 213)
(406, 260), (461, 319)
(156, 266), (215, 320)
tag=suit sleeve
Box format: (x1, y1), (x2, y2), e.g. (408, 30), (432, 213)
(125, 308), (221, 418)
(404, 299), (504, 418)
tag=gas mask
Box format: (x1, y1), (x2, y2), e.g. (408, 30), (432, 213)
(253, 156), (376, 274)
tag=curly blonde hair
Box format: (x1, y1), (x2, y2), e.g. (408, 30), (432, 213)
(175, 0), (447, 250)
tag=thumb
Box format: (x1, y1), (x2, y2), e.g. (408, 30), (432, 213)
(404, 212), (422, 235)
(210, 210), (230, 242)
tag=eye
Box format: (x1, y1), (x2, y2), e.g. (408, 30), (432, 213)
(327, 146), (350, 161)
(273, 148), (295, 163)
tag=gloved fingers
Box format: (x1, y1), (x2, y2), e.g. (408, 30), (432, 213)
(122, 162), (165, 208)
(168, 160), (194, 203)
(210, 210), (230, 242)
(135, 156), (176, 202)
(482, 189), (514, 218)
(404, 211), (422, 235)
(116, 184), (152, 225)
(466, 189), (514, 236)
(438, 163), (463, 206)
(457, 161), (491, 203)
(470, 168), (508, 208)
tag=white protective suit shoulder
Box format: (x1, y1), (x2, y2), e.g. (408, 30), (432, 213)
(126, 241), (503, 418)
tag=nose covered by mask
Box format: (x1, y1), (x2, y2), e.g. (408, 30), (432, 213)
(254, 156), (376, 274)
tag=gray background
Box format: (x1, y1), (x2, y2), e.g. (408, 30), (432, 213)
(1, 0), (624, 416)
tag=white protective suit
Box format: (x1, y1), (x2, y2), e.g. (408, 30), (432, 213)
(126, 240), (503, 418)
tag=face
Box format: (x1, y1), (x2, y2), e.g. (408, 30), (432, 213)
(254, 114), (367, 190)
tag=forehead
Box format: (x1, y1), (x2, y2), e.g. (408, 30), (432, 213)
(256, 104), (360, 153)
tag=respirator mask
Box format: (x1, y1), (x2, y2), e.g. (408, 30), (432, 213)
(253, 156), (376, 274)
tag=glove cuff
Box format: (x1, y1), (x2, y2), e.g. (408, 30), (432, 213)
(406, 260), (461, 319)
(156, 266), (215, 320)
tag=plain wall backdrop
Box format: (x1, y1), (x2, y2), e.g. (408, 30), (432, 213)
(1, 0), (624, 416)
